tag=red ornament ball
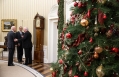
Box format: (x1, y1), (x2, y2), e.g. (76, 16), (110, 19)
(103, 14), (107, 19)
(78, 50), (82, 55)
(87, 9), (91, 18)
(68, 70), (72, 76)
(62, 44), (65, 49)
(74, 75), (79, 77)
(84, 71), (88, 76)
(58, 59), (63, 64)
(74, 2), (78, 7)
(71, 15), (75, 19)
(112, 47), (119, 53)
(52, 71), (56, 77)
(63, 27), (67, 31)
(66, 33), (72, 39)
(78, 2), (82, 8)
(89, 37), (93, 43)
(60, 33), (64, 39)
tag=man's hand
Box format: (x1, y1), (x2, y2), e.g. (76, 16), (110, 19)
(21, 35), (24, 38)
(14, 38), (18, 42)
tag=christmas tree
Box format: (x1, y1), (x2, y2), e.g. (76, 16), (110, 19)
(51, 0), (119, 77)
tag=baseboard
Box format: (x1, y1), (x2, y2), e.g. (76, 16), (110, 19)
(1, 44), (49, 63)
(44, 58), (48, 63)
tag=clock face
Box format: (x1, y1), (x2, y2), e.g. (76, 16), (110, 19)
(36, 17), (40, 27)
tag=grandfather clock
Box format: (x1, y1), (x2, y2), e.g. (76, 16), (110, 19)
(34, 13), (44, 63)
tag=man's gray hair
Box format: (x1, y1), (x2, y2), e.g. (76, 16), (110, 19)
(23, 27), (29, 31)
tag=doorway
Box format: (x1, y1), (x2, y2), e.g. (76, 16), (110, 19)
(48, 18), (58, 63)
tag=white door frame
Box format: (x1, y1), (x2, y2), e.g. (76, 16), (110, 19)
(48, 4), (58, 63)
(47, 0), (73, 63)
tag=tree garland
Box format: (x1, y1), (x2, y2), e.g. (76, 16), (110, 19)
(51, 0), (64, 77)
(57, 0), (64, 51)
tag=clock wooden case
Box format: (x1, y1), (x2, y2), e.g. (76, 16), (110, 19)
(34, 13), (44, 63)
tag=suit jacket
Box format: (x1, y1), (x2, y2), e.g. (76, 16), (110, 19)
(16, 31), (24, 45)
(7, 31), (16, 48)
(19, 31), (32, 48)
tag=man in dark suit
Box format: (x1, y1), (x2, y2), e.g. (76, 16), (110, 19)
(15, 27), (32, 65)
(7, 26), (16, 66)
(16, 26), (24, 63)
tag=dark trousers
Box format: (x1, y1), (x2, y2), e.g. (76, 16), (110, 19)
(17, 45), (23, 62)
(8, 48), (15, 65)
(24, 48), (32, 64)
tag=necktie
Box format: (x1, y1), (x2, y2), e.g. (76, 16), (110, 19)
(20, 31), (22, 35)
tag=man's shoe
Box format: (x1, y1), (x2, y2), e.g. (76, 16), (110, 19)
(19, 62), (22, 64)
(23, 63), (28, 65)
(28, 63), (32, 65)
(8, 64), (15, 66)
(12, 63), (15, 65)
(18, 60), (24, 63)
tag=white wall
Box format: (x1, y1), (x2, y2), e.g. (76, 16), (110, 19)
(0, 0), (57, 46)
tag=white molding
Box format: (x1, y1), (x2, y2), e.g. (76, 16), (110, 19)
(66, 0), (74, 22)
(65, 0), (73, 5)
(43, 45), (48, 63)
(0, 42), (34, 60)
(48, 4), (58, 63)
(48, 4), (58, 19)
(48, 18), (58, 63)
(48, 17), (58, 20)
(0, 42), (48, 63)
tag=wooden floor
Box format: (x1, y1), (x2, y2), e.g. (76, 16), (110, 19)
(0, 57), (52, 77)
(28, 63), (52, 77)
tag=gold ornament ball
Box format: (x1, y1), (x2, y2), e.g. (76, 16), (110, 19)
(98, 0), (106, 4)
(94, 33), (98, 37)
(64, 51), (69, 56)
(64, 51), (69, 59)
(80, 19), (89, 26)
(96, 65), (105, 77)
(50, 67), (54, 72)
(94, 27), (99, 32)
(106, 30), (112, 37)
(95, 46), (103, 53)
(93, 52), (99, 59)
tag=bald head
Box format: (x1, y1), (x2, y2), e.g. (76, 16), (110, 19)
(11, 26), (16, 32)
(23, 27), (28, 33)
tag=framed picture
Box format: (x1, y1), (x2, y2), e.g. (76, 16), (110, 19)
(1, 19), (17, 32)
